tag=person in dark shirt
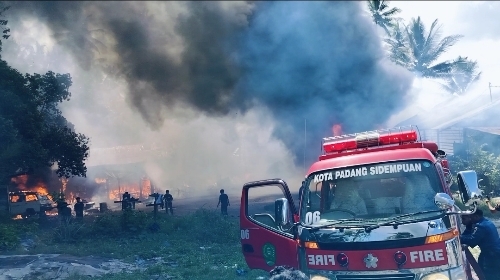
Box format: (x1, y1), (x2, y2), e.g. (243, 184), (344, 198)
(217, 189), (230, 215)
(460, 209), (500, 280)
(122, 192), (131, 210)
(74, 197), (84, 218)
(163, 190), (173, 215)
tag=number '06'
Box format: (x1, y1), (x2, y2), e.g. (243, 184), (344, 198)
(304, 211), (321, 225)
(241, 229), (250, 240)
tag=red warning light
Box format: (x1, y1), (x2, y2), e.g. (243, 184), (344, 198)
(323, 129), (418, 153)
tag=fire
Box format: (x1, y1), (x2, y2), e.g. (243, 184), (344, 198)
(32, 184), (49, 195)
(11, 174), (28, 185)
(104, 178), (152, 201)
(10, 174), (50, 196)
(332, 124), (343, 136)
(95, 177), (107, 184)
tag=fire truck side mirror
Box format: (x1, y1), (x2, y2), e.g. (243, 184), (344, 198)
(457, 171), (483, 206)
(275, 198), (291, 227)
(434, 193), (455, 210)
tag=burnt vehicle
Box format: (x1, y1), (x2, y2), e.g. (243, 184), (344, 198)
(240, 126), (483, 280)
(9, 191), (55, 218)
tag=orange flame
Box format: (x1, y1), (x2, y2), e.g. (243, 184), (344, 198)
(104, 178), (152, 201)
(10, 175), (50, 196)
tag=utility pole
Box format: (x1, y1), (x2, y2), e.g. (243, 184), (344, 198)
(304, 119), (307, 173)
(489, 82), (500, 102)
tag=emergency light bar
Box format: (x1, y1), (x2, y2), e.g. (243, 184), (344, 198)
(322, 126), (419, 153)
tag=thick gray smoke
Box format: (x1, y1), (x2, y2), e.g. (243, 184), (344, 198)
(235, 2), (413, 162)
(5, 1), (412, 164)
(2, 1), (414, 201)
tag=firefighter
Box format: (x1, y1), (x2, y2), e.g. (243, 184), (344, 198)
(163, 190), (173, 215)
(217, 189), (230, 215)
(74, 197), (84, 218)
(122, 192), (131, 210)
(56, 198), (68, 216)
(460, 209), (500, 280)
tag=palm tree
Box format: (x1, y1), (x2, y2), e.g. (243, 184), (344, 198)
(441, 57), (481, 95)
(367, 0), (401, 36)
(0, 2), (10, 52)
(385, 21), (411, 66)
(386, 17), (463, 79)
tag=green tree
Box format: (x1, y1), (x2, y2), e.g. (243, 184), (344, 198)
(449, 137), (500, 195)
(0, 58), (90, 180)
(0, 2), (9, 53)
(367, 0), (401, 36)
(385, 17), (464, 79)
(441, 56), (481, 95)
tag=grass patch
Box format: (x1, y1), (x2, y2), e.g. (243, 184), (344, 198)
(1, 209), (269, 280)
(0, 212), (39, 251)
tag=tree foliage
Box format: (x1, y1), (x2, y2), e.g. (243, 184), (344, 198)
(441, 56), (481, 95)
(0, 58), (89, 180)
(367, 0), (401, 36)
(366, 1), (482, 95)
(385, 17), (463, 79)
(449, 137), (500, 195)
(0, 2), (9, 53)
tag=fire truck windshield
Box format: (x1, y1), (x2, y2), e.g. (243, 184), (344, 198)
(300, 160), (443, 227)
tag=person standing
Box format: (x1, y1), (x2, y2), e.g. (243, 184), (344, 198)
(460, 209), (500, 280)
(74, 197), (84, 218)
(217, 189), (230, 216)
(163, 190), (173, 215)
(122, 192), (131, 210)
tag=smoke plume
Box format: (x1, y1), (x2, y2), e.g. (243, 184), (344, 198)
(2, 1), (413, 199)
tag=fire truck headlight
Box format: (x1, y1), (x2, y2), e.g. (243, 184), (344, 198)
(310, 276), (329, 280)
(420, 272), (449, 280)
(448, 266), (468, 280)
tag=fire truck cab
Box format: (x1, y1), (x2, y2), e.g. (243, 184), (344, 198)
(240, 126), (483, 280)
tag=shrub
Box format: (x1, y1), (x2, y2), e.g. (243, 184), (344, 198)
(53, 219), (87, 243)
(0, 224), (19, 251)
(120, 209), (148, 233)
(91, 212), (123, 238)
(90, 210), (150, 238)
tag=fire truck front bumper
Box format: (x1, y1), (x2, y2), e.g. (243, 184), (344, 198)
(308, 265), (468, 280)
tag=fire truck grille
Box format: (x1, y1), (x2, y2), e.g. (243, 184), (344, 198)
(335, 274), (415, 280)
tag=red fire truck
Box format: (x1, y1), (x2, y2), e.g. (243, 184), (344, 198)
(240, 126), (483, 280)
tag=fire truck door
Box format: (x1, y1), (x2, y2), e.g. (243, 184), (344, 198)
(240, 179), (299, 271)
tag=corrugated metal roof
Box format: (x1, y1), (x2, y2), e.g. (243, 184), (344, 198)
(396, 88), (500, 130)
(466, 127), (500, 136)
